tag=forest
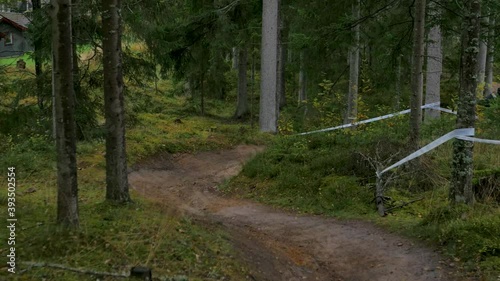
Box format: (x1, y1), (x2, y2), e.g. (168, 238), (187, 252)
(0, 0), (499, 280)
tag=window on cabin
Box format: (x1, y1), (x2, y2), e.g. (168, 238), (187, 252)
(4, 32), (13, 45)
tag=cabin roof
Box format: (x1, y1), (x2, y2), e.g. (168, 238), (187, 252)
(0, 12), (30, 31)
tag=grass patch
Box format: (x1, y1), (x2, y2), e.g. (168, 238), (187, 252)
(0, 126), (250, 280)
(0, 185), (244, 280)
(225, 114), (500, 279)
(0, 53), (34, 68)
(0, 75), (269, 280)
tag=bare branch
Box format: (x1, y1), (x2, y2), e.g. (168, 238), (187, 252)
(19, 261), (128, 278)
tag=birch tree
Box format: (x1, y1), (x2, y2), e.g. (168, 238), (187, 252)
(51, 0), (79, 227)
(424, 3), (442, 121)
(450, 0), (481, 205)
(345, 0), (360, 125)
(259, 0), (279, 133)
(409, 0), (426, 149)
(102, 0), (131, 203)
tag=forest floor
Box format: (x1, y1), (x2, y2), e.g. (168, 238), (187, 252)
(129, 145), (470, 281)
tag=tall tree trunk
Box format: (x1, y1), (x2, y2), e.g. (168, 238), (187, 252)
(102, 0), (130, 203)
(277, 15), (288, 109)
(345, 0), (360, 124)
(200, 47), (207, 115)
(72, 0), (80, 98)
(52, 53), (56, 140)
(251, 48), (256, 128)
(450, 0), (481, 205)
(259, 0), (279, 133)
(409, 0), (426, 150)
(201, 63), (205, 115)
(424, 4), (442, 121)
(235, 47), (248, 118)
(477, 16), (488, 87)
(72, 0), (85, 140)
(33, 0), (43, 110)
(51, 0), (79, 227)
(484, 17), (495, 98)
(298, 50), (307, 103)
(395, 55), (402, 110)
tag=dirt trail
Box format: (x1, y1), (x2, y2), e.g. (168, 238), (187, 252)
(129, 145), (463, 281)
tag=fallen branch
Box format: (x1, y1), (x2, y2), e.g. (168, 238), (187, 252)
(19, 261), (128, 278)
(385, 197), (424, 212)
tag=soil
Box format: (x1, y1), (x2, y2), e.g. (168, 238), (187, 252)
(129, 145), (468, 281)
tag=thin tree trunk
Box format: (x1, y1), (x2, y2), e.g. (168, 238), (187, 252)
(395, 55), (402, 110)
(450, 0), (481, 205)
(251, 48), (256, 128)
(424, 5), (442, 121)
(277, 15), (288, 109)
(298, 50), (306, 103)
(409, 0), (426, 150)
(200, 46), (207, 115)
(201, 66), (205, 115)
(33, 0), (43, 110)
(51, 0), (79, 227)
(232, 47), (238, 70)
(72, 0), (80, 98)
(259, 0), (279, 133)
(484, 17), (495, 98)
(235, 47), (248, 118)
(72, 0), (84, 140)
(52, 53), (56, 141)
(102, 0), (130, 203)
(477, 16), (488, 86)
(345, 0), (360, 125)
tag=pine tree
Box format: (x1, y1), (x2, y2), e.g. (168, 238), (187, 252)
(102, 0), (131, 203)
(409, 0), (426, 149)
(51, 0), (79, 227)
(450, 0), (481, 205)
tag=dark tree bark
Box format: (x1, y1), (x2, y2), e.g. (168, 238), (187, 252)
(51, 0), (79, 227)
(235, 47), (249, 118)
(409, 0), (426, 149)
(102, 0), (130, 203)
(450, 0), (481, 205)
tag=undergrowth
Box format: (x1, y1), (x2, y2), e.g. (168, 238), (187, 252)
(225, 107), (500, 279)
(0, 70), (265, 280)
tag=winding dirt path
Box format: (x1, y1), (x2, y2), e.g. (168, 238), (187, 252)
(129, 145), (465, 281)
